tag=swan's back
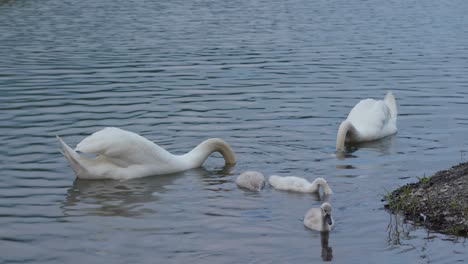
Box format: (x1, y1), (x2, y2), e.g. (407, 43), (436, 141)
(268, 175), (311, 192)
(348, 100), (389, 131)
(76, 127), (174, 166)
(346, 93), (397, 141)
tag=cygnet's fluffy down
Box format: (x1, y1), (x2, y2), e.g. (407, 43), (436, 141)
(268, 175), (333, 195)
(304, 202), (335, 232)
(236, 171), (265, 191)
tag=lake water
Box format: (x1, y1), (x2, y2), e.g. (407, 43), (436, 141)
(1, 0), (467, 263)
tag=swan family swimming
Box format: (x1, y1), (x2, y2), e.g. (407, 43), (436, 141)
(235, 172), (335, 231)
(58, 91), (398, 233)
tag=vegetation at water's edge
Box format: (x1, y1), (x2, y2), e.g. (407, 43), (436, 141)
(384, 162), (468, 237)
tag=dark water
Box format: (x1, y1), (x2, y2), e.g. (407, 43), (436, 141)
(1, 0), (467, 263)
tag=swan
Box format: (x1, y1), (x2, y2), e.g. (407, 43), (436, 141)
(304, 202), (335, 232)
(336, 91), (397, 152)
(57, 127), (236, 180)
(268, 175), (333, 195)
(236, 171), (265, 191)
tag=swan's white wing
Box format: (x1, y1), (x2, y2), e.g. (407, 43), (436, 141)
(304, 208), (322, 230)
(75, 127), (173, 166)
(346, 99), (394, 140)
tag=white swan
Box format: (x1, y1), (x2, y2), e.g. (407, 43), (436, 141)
(236, 171), (265, 191)
(336, 91), (397, 152)
(57, 127), (236, 180)
(304, 202), (335, 232)
(268, 175), (333, 195)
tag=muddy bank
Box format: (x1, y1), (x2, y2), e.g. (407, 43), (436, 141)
(385, 162), (468, 236)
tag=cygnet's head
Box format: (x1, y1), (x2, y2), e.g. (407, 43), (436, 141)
(321, 202), (333, 225)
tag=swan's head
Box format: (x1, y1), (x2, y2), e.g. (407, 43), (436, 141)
(321, 202), (333, 225)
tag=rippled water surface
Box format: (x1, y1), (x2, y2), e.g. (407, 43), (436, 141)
(1, 0), (467, 263)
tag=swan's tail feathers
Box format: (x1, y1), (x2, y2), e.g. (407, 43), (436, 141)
(384, 91), (398, 119)
(57, 135), (87, 178)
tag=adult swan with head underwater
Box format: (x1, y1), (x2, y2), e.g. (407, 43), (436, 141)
(57, 127), (236, 180)
(336, 91), (398, 152)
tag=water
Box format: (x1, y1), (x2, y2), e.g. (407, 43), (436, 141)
(1, 0), (467, 263)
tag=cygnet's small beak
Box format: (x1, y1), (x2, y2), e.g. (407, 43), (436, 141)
(324, 214), (332, 225)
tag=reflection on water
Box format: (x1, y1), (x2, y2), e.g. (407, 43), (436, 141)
(384, 211), (466, 264)
(320, 231), (333, 262)
(348, 136), (396, 155)
(194, 165), (236, 188)
(63, 175), (179, 217)
(386, 212), (412, 246)
(63, 166), (236, 217)
(336, 135), (396, 160)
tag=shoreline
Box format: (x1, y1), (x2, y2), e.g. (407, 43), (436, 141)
(385, 162), (468, 236)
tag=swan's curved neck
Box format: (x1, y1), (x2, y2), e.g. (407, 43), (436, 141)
(309, 178), (333, 195)
(336, 120), (354, 152)
(183, 138), (236, 168)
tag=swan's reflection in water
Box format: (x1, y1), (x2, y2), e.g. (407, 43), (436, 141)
(335, 135), (396, 160)
(310, 191), (321, 201)
(194, 164), (235, 188)
(62, 165), (235, 217)
(62, 174), (180, 217)
(320, 231), (333, 261)
(320, 193), (332, 203)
